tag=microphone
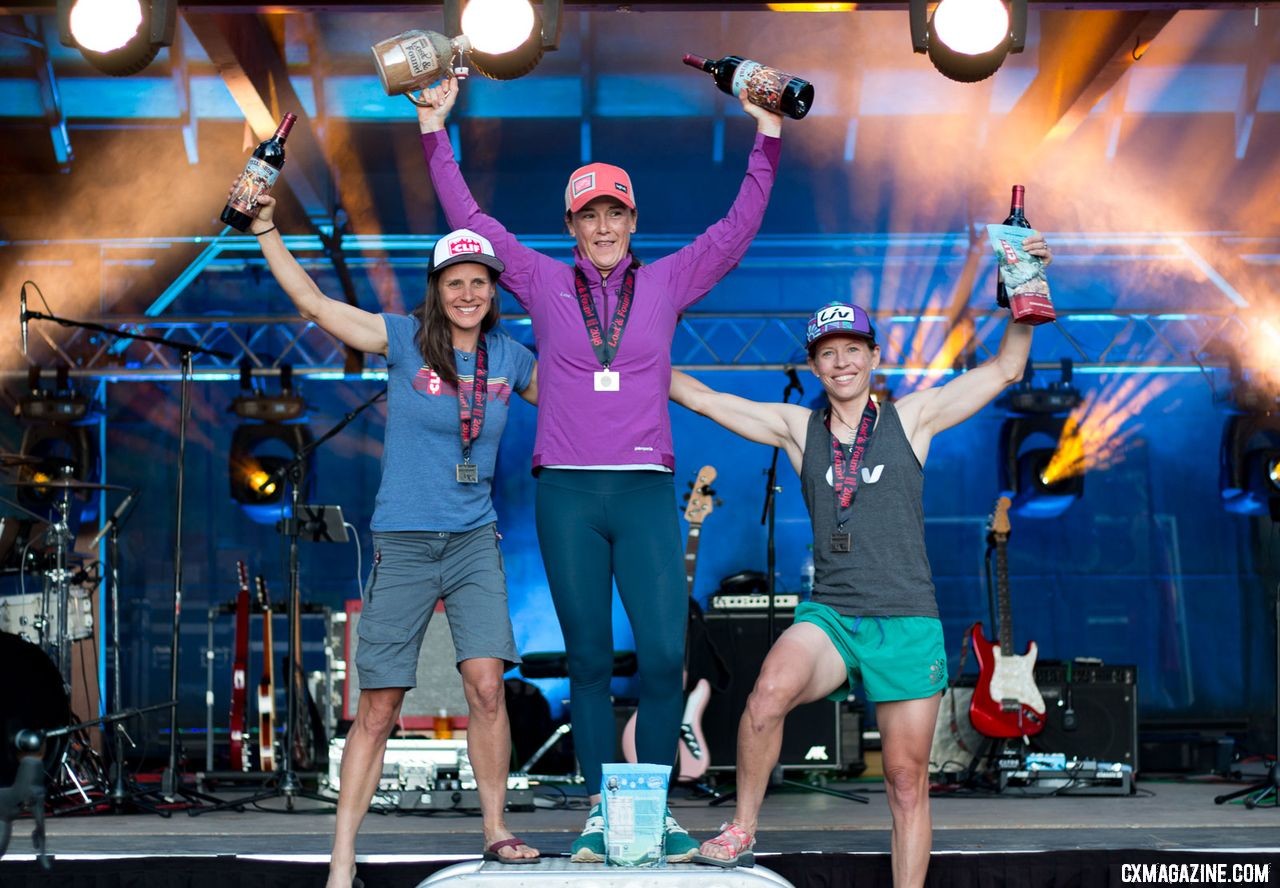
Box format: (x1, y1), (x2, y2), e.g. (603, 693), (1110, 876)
(20, 285), (28, 356)
(783, 366), (804, 402)
(90, 488), (139, 548)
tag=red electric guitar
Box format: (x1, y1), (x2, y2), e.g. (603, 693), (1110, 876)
(621, 465), (717, 781)
(256, 574), (277, 771)
(968, 496), (1046, 738)
(228, 561), (251, 772)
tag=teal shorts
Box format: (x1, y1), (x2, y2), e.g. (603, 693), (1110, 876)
(793, 601), (948, 703)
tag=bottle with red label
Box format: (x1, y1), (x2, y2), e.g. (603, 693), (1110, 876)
(221, 113), (296, 232)
(997, 185), (1056, 325)
(683, 53), (814, 120)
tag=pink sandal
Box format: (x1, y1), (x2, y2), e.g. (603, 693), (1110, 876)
(692, 822), (755, 868)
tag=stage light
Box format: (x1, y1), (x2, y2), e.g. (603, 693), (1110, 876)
(461, 0), (535, 54)
(1220, 411), (1280, 521)
(909, 0), (1026, 83)
(228, 423), (313, 511)
(997, 359), (1084, 518)
(447, 0), (554, 80)
(57, 0), (175, 76)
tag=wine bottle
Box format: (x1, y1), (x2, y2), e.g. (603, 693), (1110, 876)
(682, 53), (814, 120)
(221, 113), (297, 232)
(995, 185), (1030, 309)
(995, 184), (1057, 326)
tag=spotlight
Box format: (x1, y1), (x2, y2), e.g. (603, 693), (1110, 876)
(909, 0), (1026, 83)
(997, 359), (1084, 518)
(1220, 411), (1280, 521)
(228, 423), (314, 511)
(447, 0), (555, 80)
(57, 0), (176, 76)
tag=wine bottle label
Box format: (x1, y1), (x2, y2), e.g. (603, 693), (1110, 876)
(732, 60), (787, 114)
(402, 35), (442, 79)
(229, 157), (280, 216)
(986, 223), (1055, 325)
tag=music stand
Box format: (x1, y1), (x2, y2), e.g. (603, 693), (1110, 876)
(194, 388), (384, 814)
(711, 369), (867, 807)
(22, 305), (231, 810)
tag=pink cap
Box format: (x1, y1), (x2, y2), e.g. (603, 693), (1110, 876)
(564, 162), (636, 214)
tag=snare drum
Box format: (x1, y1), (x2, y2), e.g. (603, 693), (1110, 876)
(0, 589), (94, 643)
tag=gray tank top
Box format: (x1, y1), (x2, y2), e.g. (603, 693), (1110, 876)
(800, 401), (938, 618)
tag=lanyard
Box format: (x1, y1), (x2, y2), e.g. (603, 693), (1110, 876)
(830, 399), (878, 528)
(572, 263), (637, 370)
(456, 332), (488, 464)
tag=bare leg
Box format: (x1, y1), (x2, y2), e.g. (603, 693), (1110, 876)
(699, 623), (846, 859)
(876, 694), (942, 888)
(327, 687), (405, 888)
(460, 658), (538, 860)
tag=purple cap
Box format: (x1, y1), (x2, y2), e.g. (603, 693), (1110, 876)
(806, 302), (877, 351)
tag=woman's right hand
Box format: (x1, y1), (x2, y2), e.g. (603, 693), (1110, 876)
(416, 78), (459, 134)
(226, 176), (276, 233)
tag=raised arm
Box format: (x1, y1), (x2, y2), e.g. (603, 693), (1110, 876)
(247, 193), (387, 355)
(670, 370), (809, 471)
(658, 91), (783, 310)
(896, 235), (1053, 461)
(416, 80), (550, 304)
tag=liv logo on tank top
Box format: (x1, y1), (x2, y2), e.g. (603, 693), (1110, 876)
(824, 464), (885, 486)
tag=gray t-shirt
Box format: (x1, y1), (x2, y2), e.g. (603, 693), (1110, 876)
(371, 313), (534, 533)
(799, 401), (938, 618)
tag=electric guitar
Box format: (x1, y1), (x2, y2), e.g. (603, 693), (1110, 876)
(228, 561), (251, 772)
(968, 496), (1046, 738)
(286, 593), (327, 771)
(256, 575), (277, 771)
(621, 465), (717, 780)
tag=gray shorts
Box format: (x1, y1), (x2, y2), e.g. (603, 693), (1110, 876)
(356, 523), (520, 690)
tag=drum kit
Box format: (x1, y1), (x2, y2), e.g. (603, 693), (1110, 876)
(0, 451), (139, 811)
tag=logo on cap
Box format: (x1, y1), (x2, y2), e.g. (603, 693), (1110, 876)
(571, 173), (596, 198)
(448, 236), (484, 255)
(815, 304), (853, 327)
(614, 182), (629, 196)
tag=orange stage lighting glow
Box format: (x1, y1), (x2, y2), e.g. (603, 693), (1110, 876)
(1040, 375), (1174, 486)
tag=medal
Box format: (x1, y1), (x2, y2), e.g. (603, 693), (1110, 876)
(829, 532), (852, 553)
(594, 369), (620, 391)
(454, 334), (487, 485)
(456, 463), (478, 484)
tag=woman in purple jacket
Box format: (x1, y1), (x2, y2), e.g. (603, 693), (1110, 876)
(417, 80), (782, 861)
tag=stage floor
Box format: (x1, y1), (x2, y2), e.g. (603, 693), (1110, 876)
(9, 776), (1279, 859)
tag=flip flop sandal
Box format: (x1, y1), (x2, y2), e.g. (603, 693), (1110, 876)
(691, 822), (756, 868)
(483, 836), (541, 865)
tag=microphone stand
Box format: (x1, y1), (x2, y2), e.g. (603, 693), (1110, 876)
(195, 386), (386, 814)
(22, 308), (231, 811)
(713, 368), (867, 807)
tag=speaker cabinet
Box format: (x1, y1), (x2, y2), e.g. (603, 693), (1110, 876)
(702, 611), (842, 771)
(1032, 662), (1138, 769)
(344, 599), (468, 730)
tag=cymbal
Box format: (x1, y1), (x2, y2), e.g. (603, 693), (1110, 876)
(0, 453), (42, 467)
(8, 478), (130, 492)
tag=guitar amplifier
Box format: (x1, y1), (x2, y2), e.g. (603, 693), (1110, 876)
(342, 599), (469, 730)
(702, 611), (842, 771)
(934, 663), (1139, 772)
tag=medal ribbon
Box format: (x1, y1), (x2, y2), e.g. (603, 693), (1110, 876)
(573, 262), (637, 370)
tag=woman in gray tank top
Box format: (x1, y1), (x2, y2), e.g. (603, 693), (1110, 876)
(669, 232), (1052, 886)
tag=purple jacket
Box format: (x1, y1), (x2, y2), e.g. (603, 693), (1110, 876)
(423, 129), (781, 470)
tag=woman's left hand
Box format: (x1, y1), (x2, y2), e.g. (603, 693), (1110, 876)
(739, 89), (783, 138)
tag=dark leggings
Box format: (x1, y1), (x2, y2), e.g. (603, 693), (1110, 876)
(535, 469), (687, 794)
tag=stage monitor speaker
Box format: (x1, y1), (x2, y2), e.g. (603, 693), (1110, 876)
(702, 611), (841, 771)
(1032, 662), (1138, 770)
(344, 599), (468, 730)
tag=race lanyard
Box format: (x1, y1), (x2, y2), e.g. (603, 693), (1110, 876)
(573, 263), (637, 371)
(828, 399), (878, 552)
(455, 332), (488, 483)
